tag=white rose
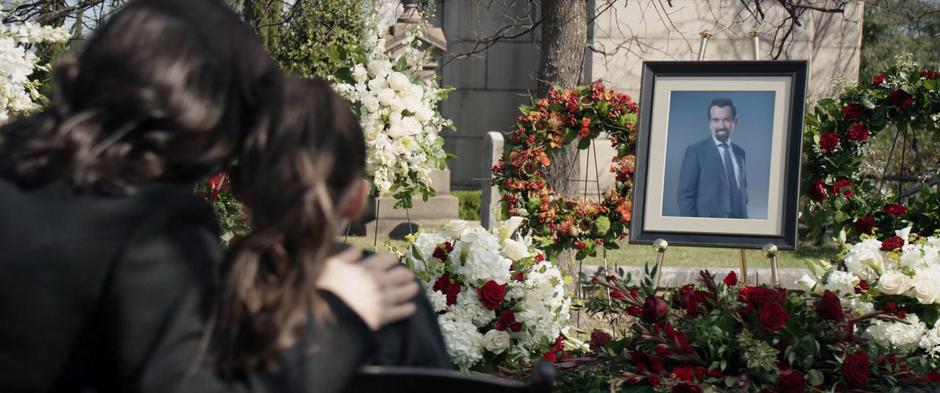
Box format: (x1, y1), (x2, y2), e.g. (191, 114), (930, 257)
(909, 267), (940, 304)
(376, 88), (397, 107)
(367, 77), (386, 92)
(502, 238), (530, 261)
(794, 274), (822, 294)
(368, 59), (392, 78)
(352, 64), (368, 83)
(387, 71), (410, 91)
(844, 238), (885, 282)
(482, 329), (511, 355)
(400, 116), (422, 136)
(877, 270), (913, 295)
(443, 220), (469, 239)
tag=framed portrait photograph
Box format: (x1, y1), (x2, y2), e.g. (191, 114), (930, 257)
(629, 61), (808, 249)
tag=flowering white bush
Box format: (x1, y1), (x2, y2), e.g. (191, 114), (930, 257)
(796, 226), (940, 358)
(331, 14), (451, 208)
(0, 21), (70, 123)
(404, 218), (571, 371)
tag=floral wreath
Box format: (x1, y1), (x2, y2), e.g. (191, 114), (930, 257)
(802, 55), (940, 242)
(492, 81), (638, 260)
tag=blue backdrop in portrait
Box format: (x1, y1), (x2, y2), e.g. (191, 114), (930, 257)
(661, 91), (775, 219)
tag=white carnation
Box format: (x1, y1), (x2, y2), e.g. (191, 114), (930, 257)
(865, 314), (927, 354)
(426, 284), (447, 313)
(843, 238), (885, 282)
(482, 329), (512, 355)
(919, 323), (940, 358)
(823, 270), (860, 296)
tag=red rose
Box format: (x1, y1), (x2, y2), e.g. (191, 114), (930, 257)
(626, 306), (642, 316)
(550, 335), (565, 352)
(641, 296), (669, 323)
(542, 352), (557, 363)
(647, 375), (662, 386)
(671, 366), (695, 382)
(807, 180), (828, 201)
(842, 103), (864, 120)
(847, 123), (870, 141)
(831, 179), (852, 199)
(432, 242), (451, 261)
(872, 74), (886, 86)
(778, 370), (807, 393)
(590, 329), (612, 350)
(884, 203), (907, 217)
(510, 322), (522, 332)
(855, 280), (870, 294)
(707, 368), (723, 378)
(512, 271), (526, 282)
(881, 236), (904, 251)
(815, 290), (845, 321)
(854, 216), (875, 234)
(446, 283), (460, 305)
(758, 302), (790, 332)
(477, 280), (507, 310)
(432, 273), (451, 292)
(678, 284), (712, 318)
(671, 383), (704, 393)
(499, 310), (516, 324)
(739, 287), (782, 308)
(819, 132), (840, 153)
(887, 89), (913, 109)
(724, 271), (738, 286)
(843, 351), (871, 386)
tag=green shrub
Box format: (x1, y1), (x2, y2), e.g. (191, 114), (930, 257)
(453, 190), (481, 221)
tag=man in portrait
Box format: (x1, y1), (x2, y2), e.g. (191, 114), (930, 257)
(677, 98), (748, 218)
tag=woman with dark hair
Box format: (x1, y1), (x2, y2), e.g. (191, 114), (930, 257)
(0, 0), (417, 392)
(214, 76), (450, 391)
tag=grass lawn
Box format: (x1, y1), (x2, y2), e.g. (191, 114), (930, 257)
(340, 235), (834, 269)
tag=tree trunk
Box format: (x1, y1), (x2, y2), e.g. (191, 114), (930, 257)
(538, 0), (588, 197)
(537, 0), (589, 327)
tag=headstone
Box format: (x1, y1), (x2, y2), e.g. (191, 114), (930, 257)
(480, 131), (504, 229)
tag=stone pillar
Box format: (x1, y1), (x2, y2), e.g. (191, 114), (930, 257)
(480, 131), (504, 229)
(357, 0), (459, 238)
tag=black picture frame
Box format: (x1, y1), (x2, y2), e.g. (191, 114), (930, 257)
(629, 61), (808, 249)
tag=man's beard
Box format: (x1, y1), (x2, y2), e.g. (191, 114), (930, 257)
(714, 128), (730, 142)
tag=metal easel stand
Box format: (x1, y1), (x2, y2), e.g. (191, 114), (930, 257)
(689, 30), (780, 287)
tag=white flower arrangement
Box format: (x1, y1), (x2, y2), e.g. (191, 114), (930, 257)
(403, 218), (571, 371)
(796, 226), (940, 358)
(330, 13), (451, 208)
(0, 21), (70, 123)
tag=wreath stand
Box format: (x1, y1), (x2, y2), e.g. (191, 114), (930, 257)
(651, 31), (781, 289)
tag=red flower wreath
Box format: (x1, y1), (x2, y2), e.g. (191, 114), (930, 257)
(493, 81), (638, 260)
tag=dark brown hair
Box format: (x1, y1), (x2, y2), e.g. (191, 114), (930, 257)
(0, 0), (279, 194)
(214, 76), (366, 376)
(706, 98), (737, 120)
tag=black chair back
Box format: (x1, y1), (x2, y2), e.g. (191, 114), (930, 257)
(342, 362), (555, 393)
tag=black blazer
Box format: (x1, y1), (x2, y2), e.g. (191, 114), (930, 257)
(0, 179), (226, 392)
(677, 137), (748, 218)
(0, 179), (381, 393)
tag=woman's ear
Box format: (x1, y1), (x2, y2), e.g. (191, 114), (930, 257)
(341, 179), (371, 221)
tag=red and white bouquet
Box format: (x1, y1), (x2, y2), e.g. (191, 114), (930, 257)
(403, 218), (571, 371)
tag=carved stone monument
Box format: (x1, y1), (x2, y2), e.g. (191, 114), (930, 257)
(358, 0), (460, 238)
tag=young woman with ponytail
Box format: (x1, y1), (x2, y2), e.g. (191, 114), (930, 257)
(0, 1), (417, 392)
(214, 76), (449, 390)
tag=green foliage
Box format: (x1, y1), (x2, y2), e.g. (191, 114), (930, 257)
(266, 0), (368, 80)
(861, 0), (940, 81)
(453, 190), (482, 220)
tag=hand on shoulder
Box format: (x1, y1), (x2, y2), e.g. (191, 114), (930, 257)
(317, 247), (418, 330)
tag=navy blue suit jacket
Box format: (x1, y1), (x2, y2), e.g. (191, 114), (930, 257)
(677, 137), (748, 218)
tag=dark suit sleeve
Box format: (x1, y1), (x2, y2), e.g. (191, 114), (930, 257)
(103, 196), (227, 393)
(268, 291), (379, 393)
(371, 281), (450, 368)
(677, 145), (699, 216)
